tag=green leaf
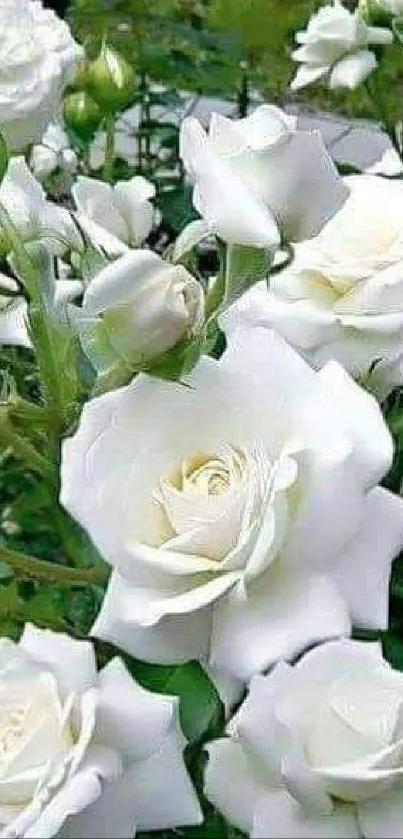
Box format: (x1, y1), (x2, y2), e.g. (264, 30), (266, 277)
(131, 659), (224, 745)
(0, 133), (8, 186)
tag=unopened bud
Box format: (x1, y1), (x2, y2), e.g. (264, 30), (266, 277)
(86, 43), (135, 113)
(63, 92), (102, 142)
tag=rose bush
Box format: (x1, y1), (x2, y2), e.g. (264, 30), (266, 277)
(205, 638), (403, 838)
(0, 623), (201, 838)
(0, 0), (82, 151)
(72, 175), (158, 257)
(179, 104), (349, 250)
(291, 0), (393, 91)
(225, 175), (403, 398)
(70, 249), (205, 374)
(60, 324), (403, 684)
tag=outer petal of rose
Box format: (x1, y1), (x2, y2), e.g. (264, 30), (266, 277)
(252, 791), (360, 839)
(358, 782), (403, 839)
(74, 212), (129, 257)
(0, 298), (30, 347)
(72, 177), (127, 242)
(210, 568), (350, 681)
(179, 117), (280, 249)
(330, 50), (377, 89)
(125, 724), (203, 830)
(227, 662), (292, 780)
(204, 739), (267, 834)
(25, 745), (121, 839)
(91, 570), (211, 664)
(96, 656), (176, 761)
(290, 64), (329, 90)
(331, 487), (403, 629)
(19, 623), (98, 698)
(58, 774), (138, 839)
(221, 281), (340, 351)
(248, 130), (350, 243)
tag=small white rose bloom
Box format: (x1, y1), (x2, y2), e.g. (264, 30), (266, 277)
(71, 249), (204, 372)
(0, 623), (201, 839)
(0, 157), (82, 257)
(205, 638), (403, 838)
(291, 0), (393, 91)
(179, 104), (349, 250)
(72, 175), (158, 257)
(31, 123), (78, 181)
(0, 0), (82, 151)
(226, 174), (403, 398)
(60, 324), (403, 685)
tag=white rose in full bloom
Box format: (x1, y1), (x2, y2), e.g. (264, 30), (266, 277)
(0, 0), (82, 151)
(291, 0), (393, 91)
(0, 623), (201, 838)
(226, 175), (403, 398)
(60, 324), (403, 685)
(205, 639), (403, 838)
(179, 104), (349, 250)
(71, 249), (204, 373)
(0, 157), (82, 257)
(31, 123), (77, 182)
(72, 175), (158, 257)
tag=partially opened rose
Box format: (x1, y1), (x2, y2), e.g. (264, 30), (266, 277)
(291, 0), (393, 91)
(71, 249), (204, 374)
(0, 623), (201, 838)
(31, 123), (77, 182)
(60, 325), (403, 684)
(0, 0), (82, 151)
(0, 157), (81, 257)
(226, 175), (403, 398)
(72, 175), (157, 257)
(179, 104), (349, 250)
(205, 639), (403, 838)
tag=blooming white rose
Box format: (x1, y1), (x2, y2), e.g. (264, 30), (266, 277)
(226, 175), (403, 398)
(71, 249), (204, 373)
(60, 324), (403, 685)
(291, 0), (393, 91)
(31, 123), (77, 182)
(0, 623), (201, 838)
(0, 157), (81, 257)
(205, 638), (403, 838)
(0, 0), (82, 151)
(72, 175), (158, 257)
(179, 104), (349, 250)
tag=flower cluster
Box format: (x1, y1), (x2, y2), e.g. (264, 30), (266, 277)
(1, 1), (403, 836)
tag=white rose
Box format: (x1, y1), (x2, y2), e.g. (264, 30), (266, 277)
(0, 157), (82, 257)
(31, 123), (78, 182)
(72, 175), (157, 257)
(71, 249), (204, 373)
(0, 0), (82, 151)
(60, 324), (403, 686)
(205, 638), (403, 838)
(226, 175), (403, 398)
(0, 623), (201, 839)
(179, 104), (349, 249)
(291, 0), (393, 91)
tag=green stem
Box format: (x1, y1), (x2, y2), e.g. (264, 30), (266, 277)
(0, 544), (109, 587)
(365, 77), (403, 163)
(0, 412), (56, 484)
(103, 114), (116, 182)
(238, 62), (249, 119)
